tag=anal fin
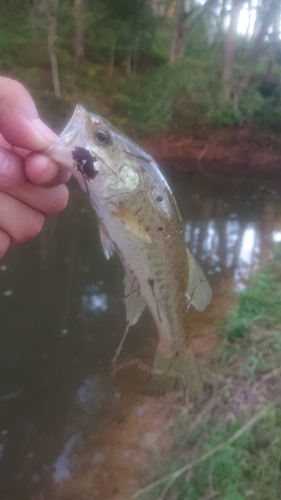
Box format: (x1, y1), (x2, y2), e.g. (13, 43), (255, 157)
(124, 271), (146, 326)
(112, 272), (146, 368)
(186, 249), (212, 312)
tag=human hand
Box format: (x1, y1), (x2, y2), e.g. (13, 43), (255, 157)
(0, 77), (71, 259)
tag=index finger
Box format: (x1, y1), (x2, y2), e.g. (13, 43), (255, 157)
(0, 77), (57, 151)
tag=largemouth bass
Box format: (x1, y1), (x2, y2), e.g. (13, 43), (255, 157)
(47, 105), (212, 398)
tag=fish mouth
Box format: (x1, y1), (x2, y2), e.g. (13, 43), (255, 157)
(59, 104), (88, 141)
(44, 104), (91, 172)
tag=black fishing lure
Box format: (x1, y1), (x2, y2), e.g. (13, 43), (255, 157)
(71, 146), (98, 180)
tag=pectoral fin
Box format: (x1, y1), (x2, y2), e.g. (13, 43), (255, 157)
(99, 222), (115, 260)
(113, 204), (151, 243)
(124, 271), (146, 326)
(186, 249), (212, 312)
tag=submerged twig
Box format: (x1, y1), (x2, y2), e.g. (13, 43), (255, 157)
(112, 358), (185, 383)
(111, 322), (130, 369)
(130, 406), (268, 499)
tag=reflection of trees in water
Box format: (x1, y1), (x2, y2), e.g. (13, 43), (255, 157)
(59, 212), (79, 333)
(258, 202), (275, 265)
(29, 179), (281, 309)
(39, 215), (58, 302)
(183, 194), (278, 284)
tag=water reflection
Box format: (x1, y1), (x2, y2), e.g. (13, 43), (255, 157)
(53, 434), (81, 483)
(1, 169), (281, 499)
(75, 375), (105, 414)
(177, 179), (281, 290)
(81, 285), (109, 316)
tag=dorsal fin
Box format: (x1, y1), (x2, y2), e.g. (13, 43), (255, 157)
(186, 249), (212, 312)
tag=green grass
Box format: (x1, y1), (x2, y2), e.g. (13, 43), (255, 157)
(225, 252), (281, 341)
(139, 407), (281, 500)
(134, 244), (281, 500)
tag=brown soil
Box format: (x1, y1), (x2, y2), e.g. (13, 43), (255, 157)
(56, 392), (182, 500)
(136, 128), (281, 174)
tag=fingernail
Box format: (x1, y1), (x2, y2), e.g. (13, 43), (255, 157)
(0, 149), (9, 176)
(31, 118), (58, 145)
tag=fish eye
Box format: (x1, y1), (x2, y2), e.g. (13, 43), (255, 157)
(94, 128), (110, 146)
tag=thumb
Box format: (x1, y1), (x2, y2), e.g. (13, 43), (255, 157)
(0, 77), (57, 151)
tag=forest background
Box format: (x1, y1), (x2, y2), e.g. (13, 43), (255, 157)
(1, 0), (281, 136)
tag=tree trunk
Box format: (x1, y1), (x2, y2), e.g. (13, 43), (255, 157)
(131, 0), (142, 72)
(273, 0), (281, 42)
(216, 0), (227, 38)
(107, 40), (116, 79)
(126, 47), (132, 75)
(213, 0), (228, 49)
(252, 0), (263, 40)
(132, 34), (140, 72)
(169, 0), (190, 65)
(34, 0), (61, 98)
(238, 0), (279, 94)
(73, 0), (84, 59)
(221, 0), (243, 102)
(169, 11), (179, 65)
(47, 0), (60, 98)
(245, 0), (253, 39)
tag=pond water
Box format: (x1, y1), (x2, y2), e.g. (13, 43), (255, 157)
(1, 165), (281, 499)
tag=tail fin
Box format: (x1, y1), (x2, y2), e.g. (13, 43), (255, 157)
(150, 344), (204, 400)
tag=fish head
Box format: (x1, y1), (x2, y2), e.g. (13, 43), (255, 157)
(47, 105), (150, 196)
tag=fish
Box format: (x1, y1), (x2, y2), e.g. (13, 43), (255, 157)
(46, 105), (212, 398)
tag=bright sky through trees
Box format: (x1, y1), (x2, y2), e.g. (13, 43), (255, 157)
(237, 1), (257, 36)
(197, 0), (257, 36)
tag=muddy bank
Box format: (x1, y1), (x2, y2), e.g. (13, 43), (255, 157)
(137, 128), (281, 174)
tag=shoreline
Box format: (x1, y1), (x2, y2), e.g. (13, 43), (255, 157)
(136, 127), (281, 174)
